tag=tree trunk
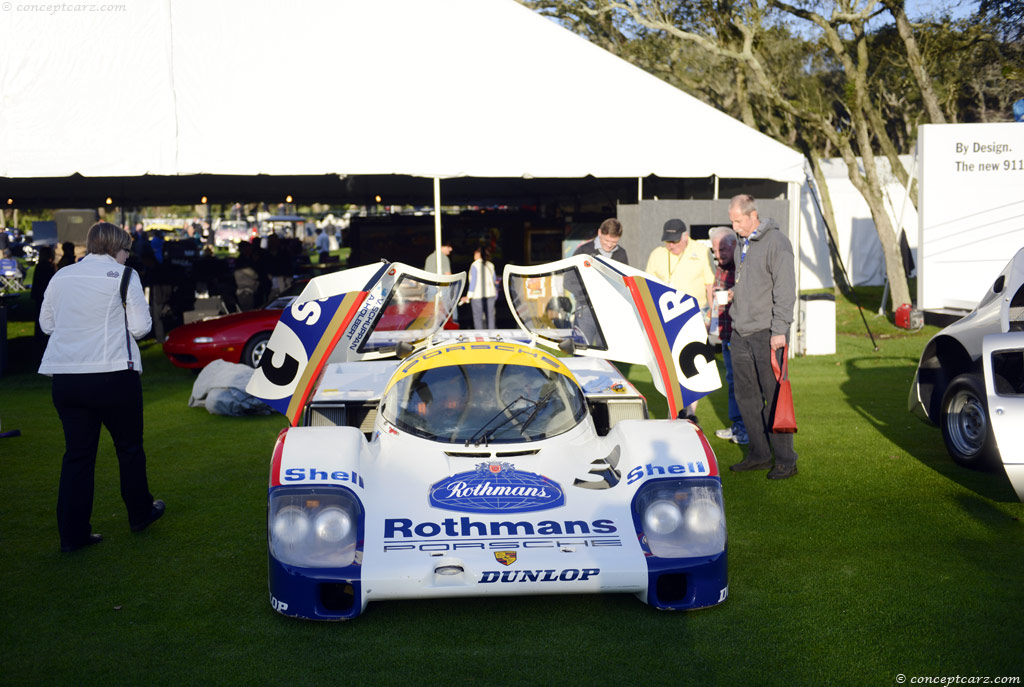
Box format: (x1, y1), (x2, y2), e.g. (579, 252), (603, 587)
(839, 147), (911, 310)
(883, 0), (948, 125)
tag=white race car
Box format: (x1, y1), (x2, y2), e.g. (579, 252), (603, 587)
(909, 247), (1024, 500)
(248, 255), (725, 619)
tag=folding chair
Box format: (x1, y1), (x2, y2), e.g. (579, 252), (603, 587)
(0, 258), (25, 292)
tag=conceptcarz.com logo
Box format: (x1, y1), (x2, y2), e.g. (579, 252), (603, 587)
(429, 462), (565, 513)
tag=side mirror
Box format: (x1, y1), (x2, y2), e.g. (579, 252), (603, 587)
(396, 341), (415, 359)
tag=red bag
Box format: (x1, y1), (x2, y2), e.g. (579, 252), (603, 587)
(770, 345), (797, 433)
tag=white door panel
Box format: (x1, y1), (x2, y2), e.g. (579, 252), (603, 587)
(982, 332), (1024, 501)
(504, 255), (720, 419)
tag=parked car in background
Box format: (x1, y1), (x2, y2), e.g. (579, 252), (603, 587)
(259, 215), (312, 245)
(213, 219), (257, 248)
(909, 247), (1024, 500)
(163, 283), (306, 369)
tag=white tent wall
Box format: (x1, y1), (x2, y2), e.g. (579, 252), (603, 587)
(0, 0), (806, 183)
(797, 157), (918, 292)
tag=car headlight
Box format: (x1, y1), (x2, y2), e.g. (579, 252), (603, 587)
(643, 500), (683, 535)
(192, 336), (214, 343)
(269, 487), (362, 568)
(314, 507), (352, 543)
(633, 478), (726, 558)
(272, 505), (310, 544)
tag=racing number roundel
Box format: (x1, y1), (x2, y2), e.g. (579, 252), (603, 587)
(249, 319), (310, 403)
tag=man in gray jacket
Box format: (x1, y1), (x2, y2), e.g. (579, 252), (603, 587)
(726, 194), (799, 479)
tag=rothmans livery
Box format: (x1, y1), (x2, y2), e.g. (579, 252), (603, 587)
(248, 255), (727, 620)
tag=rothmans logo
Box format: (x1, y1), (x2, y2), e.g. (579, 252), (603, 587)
(429, 462), (565, 514)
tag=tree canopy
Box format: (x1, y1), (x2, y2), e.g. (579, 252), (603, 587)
(523, 0), (1024, 308)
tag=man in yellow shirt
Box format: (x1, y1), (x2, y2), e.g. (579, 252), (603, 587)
(644, 218), (715, 423)
(645, 219), (714, 314)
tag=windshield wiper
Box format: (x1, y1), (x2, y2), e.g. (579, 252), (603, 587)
(518, 389), (555, 436)
(466, 396), (534, 447)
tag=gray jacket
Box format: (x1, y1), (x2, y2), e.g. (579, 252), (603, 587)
(731, 218), (796, 337)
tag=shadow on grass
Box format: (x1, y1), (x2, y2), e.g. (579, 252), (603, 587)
(841, 356), (1020, 504)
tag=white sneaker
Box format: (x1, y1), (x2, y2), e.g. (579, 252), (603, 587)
(715, 427), (735, 440)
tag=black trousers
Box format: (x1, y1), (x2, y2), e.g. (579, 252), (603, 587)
(731, 329), (798, 467)
(53, 371), (153, 547)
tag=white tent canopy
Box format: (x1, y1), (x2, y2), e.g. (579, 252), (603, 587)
(0, 0), (805, 184)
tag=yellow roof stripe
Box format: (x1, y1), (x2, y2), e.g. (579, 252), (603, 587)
(387, 341), (575, 391)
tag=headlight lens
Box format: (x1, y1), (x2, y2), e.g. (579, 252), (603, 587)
(684, 492), (723, 535)
(315, 507), (352, 543)
(634, 479), (726, 558)
(192, 336), (214, 343)
(269, 488), (362, 568)
(272, 506), (310, 544)
(643, 500), (683, 535)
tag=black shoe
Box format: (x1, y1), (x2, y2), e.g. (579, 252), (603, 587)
(677, 410), (700, 426)
(729, 457), (772, 472)
(61, 533), (102, 553)
(131, 500), (166, 532)
(767, 464), (798, 480)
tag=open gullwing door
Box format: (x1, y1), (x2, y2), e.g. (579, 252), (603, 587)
(503, 255), (720, 419)
(247, 262), (465, 425)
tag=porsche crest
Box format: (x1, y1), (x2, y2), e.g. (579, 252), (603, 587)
(494, 551), (517, 566)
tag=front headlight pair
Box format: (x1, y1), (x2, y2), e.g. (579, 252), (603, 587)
(269, 487), (362, 568)
(634, 478), (726, 558)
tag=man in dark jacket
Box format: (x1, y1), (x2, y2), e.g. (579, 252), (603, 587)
(572, 218), (629, 265)
(726, 194), (798, 479)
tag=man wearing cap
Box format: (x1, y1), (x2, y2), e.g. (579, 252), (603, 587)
(645, 218), (715, 423)
(572, 218), (629, 265)
(726, 194), (798, 479)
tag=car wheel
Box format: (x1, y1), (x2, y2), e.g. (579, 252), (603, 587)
(242, 332), (271, 368)
(939, 373), (998, 469)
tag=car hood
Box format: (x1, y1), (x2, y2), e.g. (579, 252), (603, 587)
(927, 246), (1024, 360)
(168, 308), (282, 338)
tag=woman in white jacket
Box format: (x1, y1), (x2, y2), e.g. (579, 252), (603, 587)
(461, 246), (497, 330)
(39, 222), (165, 552)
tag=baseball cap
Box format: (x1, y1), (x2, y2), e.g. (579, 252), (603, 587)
(662, 219), (687, 242)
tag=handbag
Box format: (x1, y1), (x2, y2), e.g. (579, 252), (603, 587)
(770, 344), (797, 433)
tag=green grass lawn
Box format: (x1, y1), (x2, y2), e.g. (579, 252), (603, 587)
(1, 290), (1021, 686)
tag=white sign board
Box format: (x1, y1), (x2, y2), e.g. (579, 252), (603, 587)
(918, 122), (1024, 311)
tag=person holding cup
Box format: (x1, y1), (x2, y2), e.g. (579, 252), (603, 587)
(709, 227), (748, 446)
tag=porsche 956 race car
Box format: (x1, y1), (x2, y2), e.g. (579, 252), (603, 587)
(247, 254), (726, 619)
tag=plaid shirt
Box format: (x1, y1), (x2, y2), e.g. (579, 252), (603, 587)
(714, 261), (736, 342)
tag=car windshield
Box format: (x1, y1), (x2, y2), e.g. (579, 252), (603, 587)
(264, 281), (309, 310)
(379, 362), (586, 444)
(506, 266), (607, 350)
(359, 275), (462, 352)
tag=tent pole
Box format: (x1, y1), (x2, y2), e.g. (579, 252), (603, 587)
(637, 177), (643, 203)
(788, 181), (800, 356)
(433, 177), (442, 273)
(713, 175), (719, 200)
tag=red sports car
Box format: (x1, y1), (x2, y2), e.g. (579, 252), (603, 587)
(163, 281), (461, 370)
(163, 287), (302, 369)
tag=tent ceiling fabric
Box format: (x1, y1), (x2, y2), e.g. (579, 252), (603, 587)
(0, 0), (805, 187)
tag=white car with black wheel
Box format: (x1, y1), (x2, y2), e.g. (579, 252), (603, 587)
(909, 247), (1024, 499)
